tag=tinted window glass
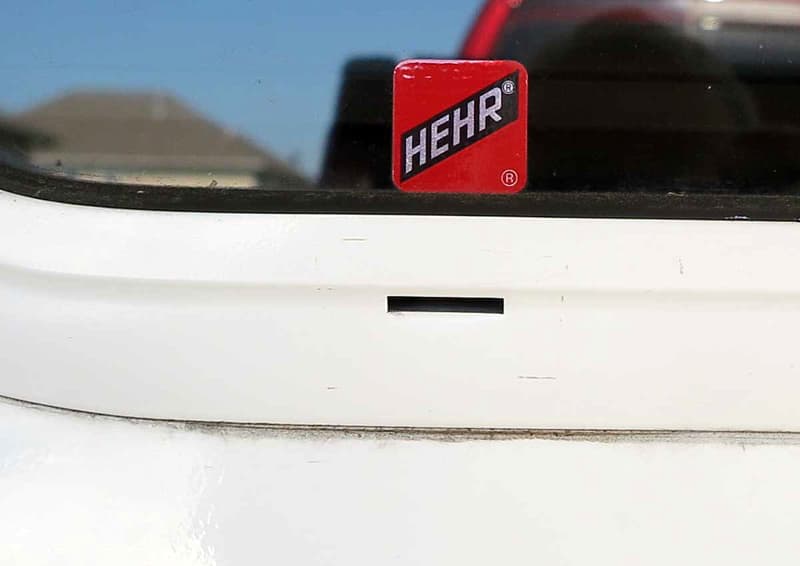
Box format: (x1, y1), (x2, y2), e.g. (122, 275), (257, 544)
(2, 0), (799, 204)
(492, 0), (800, 193)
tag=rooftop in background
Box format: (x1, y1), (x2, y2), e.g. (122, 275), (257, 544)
(17, 91), (308, 188)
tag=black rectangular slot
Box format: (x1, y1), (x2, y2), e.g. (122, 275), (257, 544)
(387, 296), (504, 314)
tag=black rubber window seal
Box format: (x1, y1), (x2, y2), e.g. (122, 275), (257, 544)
(2, 164), (800, 221)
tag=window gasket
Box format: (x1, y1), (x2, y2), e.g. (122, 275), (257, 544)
(2, 163), (800, 221)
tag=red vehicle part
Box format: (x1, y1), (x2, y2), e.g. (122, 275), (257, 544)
(460, 0), (520, 59)
(459, 0), (682, 59)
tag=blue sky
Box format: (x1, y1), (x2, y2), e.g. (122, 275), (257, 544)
(0, 0), (484, 176)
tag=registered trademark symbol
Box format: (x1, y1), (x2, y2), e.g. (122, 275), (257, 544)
(501, 169), (519, 187)
(501, 80), (515, 95)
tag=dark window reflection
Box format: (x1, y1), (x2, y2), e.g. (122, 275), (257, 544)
(0, 112), (51, 168)
(322, 0), (800, 194)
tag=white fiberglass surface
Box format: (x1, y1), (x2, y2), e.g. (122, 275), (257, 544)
(3, 398), (800, 565)
(1, 189), (799, 429)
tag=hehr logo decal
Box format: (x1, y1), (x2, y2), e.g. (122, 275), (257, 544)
(401, 73), (519, 181)
(393, 60), (528, 193)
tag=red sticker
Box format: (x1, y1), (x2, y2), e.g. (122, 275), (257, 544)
(393, 60), (528, 193)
